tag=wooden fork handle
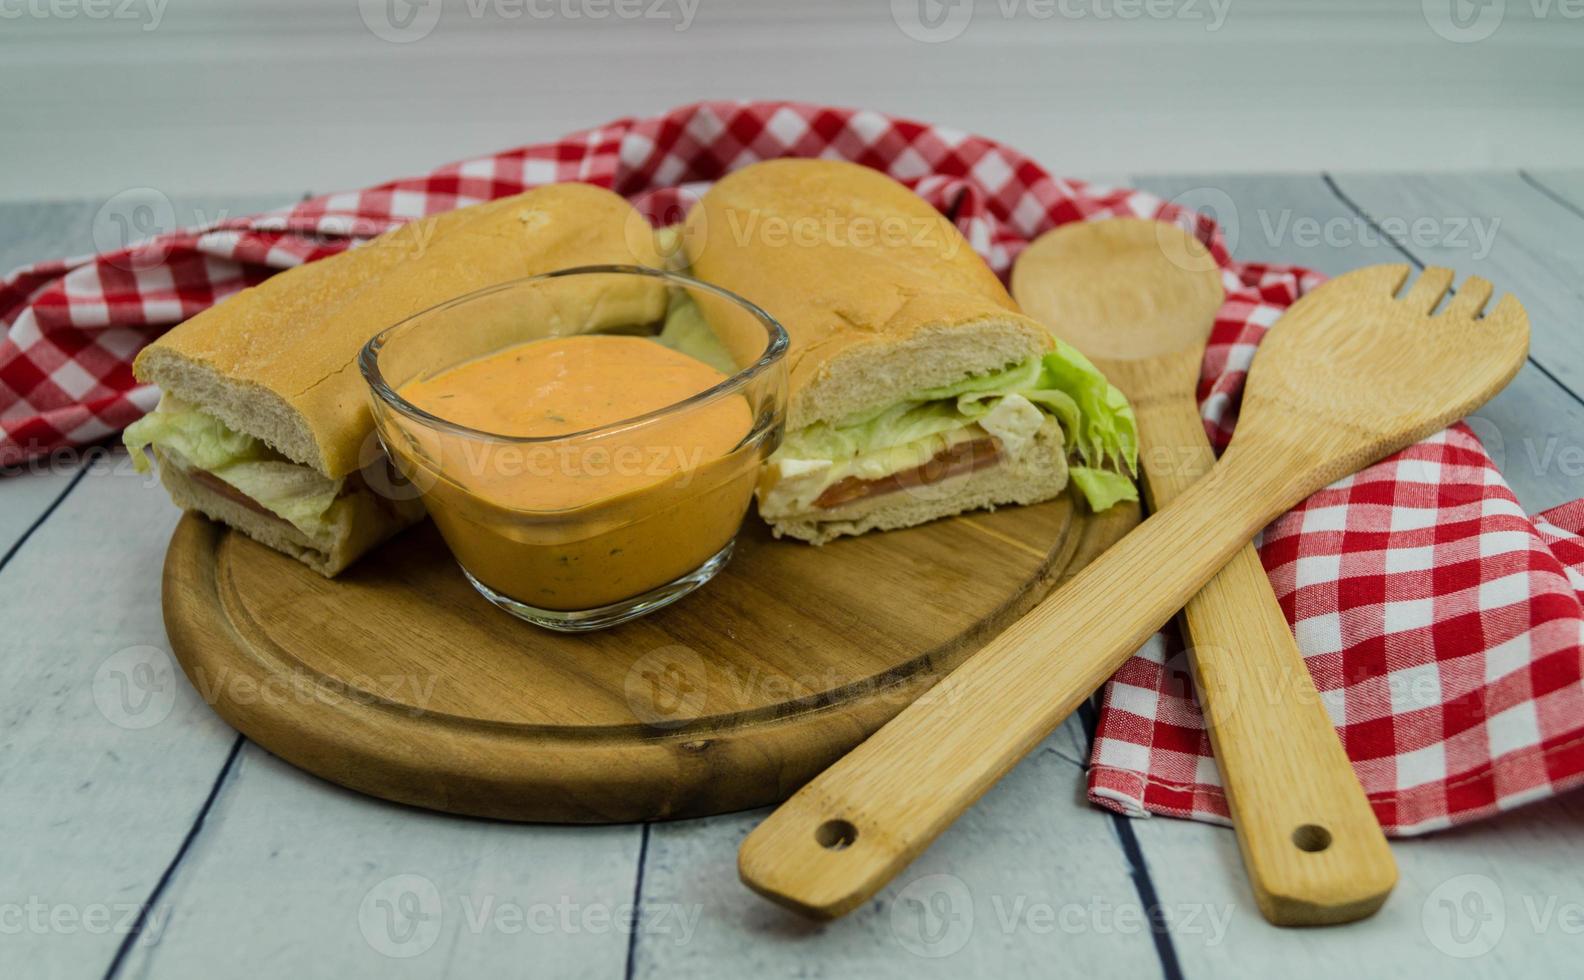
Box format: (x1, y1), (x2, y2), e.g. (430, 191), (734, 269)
(738, 453), (1284, 919)
(1135, 394), (1396, 926)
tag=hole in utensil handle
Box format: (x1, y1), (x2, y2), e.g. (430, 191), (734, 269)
(816, 819), (858, 851)
(1292, 824), (1332, 853)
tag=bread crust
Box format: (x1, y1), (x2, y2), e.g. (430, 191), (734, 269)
(133, 182), (662, 480)
(684, 159), (1052, 430)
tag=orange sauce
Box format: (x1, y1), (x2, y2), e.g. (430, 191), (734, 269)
(392, 335), (759, 610)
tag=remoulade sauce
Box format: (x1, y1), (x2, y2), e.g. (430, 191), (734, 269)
(391, 334), (757, 611)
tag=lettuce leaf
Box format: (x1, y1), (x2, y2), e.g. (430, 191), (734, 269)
(1069, 466), (1139, 513)
(123, 401), (344, 540)
(782, 400), (974, 464)
(776, 339), (1139, 511)
(123, 399), (269, 474)
(1031, 340), (1139, 475)
(214, 461), (343, 533)
(655, 292), (738, 375)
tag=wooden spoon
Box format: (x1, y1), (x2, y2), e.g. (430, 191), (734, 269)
(738, 261), (1528, 920)
(1011, 218), (1395, 926)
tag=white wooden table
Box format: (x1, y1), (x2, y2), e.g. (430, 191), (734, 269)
(3, 173), (1582, 980)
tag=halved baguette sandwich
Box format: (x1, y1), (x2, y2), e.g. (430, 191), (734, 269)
(683, 159), (1137, 543)
(124, 183), (663, 575)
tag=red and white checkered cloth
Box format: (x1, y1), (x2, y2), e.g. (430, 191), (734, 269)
(3, 101), (1581, 835)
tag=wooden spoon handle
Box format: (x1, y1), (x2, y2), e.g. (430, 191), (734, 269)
(738, 455), (1281, 918)
(1136, 394), (1396, 926)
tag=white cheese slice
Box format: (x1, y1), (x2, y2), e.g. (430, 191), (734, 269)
(977, 393), (1045, 458)
(760, 456), (834, 514)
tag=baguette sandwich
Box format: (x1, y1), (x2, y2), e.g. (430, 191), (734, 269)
(683, 159), (1137, 543)
(124, 183), (664, 574)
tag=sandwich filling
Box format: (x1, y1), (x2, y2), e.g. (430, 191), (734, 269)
(760, 338), (1139, 517)
(119, 294), (723, 554)
(123, 397), (351, 548)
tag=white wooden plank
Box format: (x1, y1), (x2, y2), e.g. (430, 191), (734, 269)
(0, 197), (165, 551)
(631, 725), (1176, 978)
(0, 192), (296, 543)
(0, 194), (301, 980)
(0, 192), (300, 561)
(1120, 173), (1584, 977)
(0, 199), (107, 272)
(0, 194), (300, 275)
(1132, 172), (1584, 515)
(114, 749), (644, 979)
(0, 468), (79, 555)
(1522, 170), (1584, 216)
(1131, 173), (1422, 274)
(1326, 172), (1584, 396)
(1129, 792), (1584, 977)
(0, 452), (238, 980)
(0, 190), (647, 979)
(1463, 363), (1584, 516)
(5, 2), (1584, 201)
(8, 174), (1579, 980)
(632, 172), (1584, 976)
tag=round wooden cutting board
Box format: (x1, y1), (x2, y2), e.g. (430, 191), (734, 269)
(162, 495), (1138, 823)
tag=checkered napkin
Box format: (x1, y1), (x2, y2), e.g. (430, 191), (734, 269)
(3, 100), (1581, 834)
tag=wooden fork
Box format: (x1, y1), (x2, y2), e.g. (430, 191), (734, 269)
(737, 264), (1529, 919)
(1012, 218), (1396, 926)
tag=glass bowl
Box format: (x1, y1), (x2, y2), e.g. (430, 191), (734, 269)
(360, 265), (788, 631)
